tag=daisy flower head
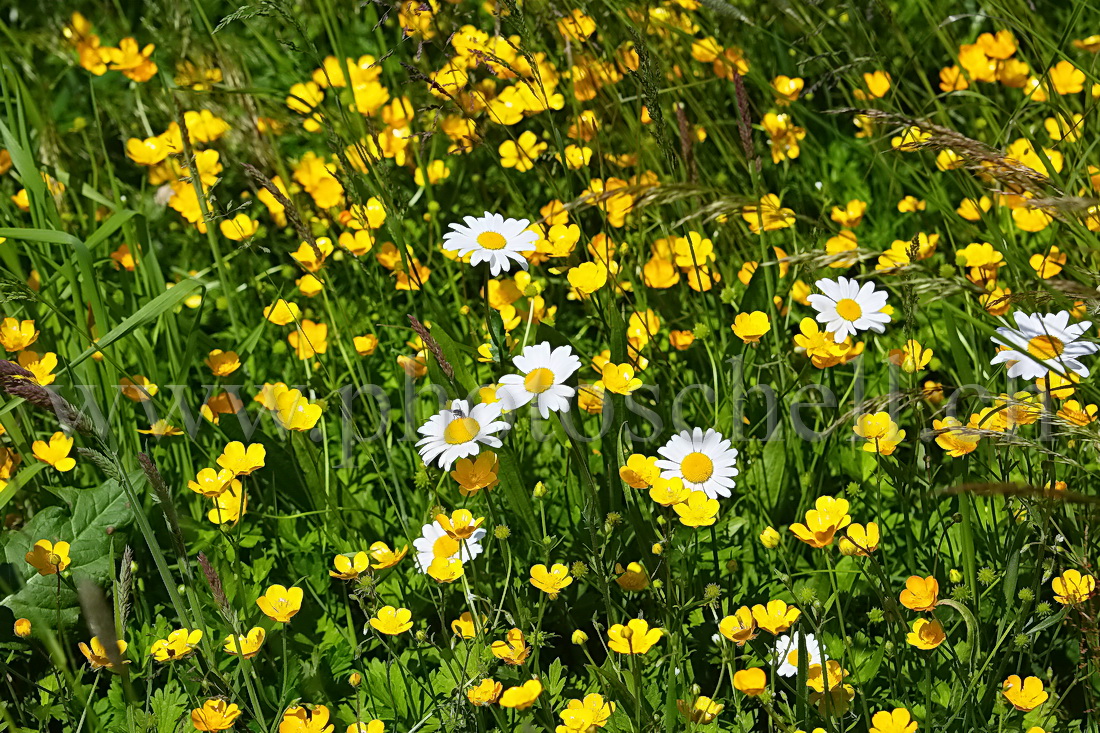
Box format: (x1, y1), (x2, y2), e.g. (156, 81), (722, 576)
(498, 342), (582, 418)
(990, 311), (1097, 380)
(807, 276), (890, 343)
(773, 632), (821, 677)
(442, 212), (538, 276)
(655, 427), (738, 499)
(416, 400), (508, 470)
(413, 519), (487, 572)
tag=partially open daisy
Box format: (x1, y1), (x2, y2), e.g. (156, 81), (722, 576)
(416, 399), (507, 470)
(773, 632), (822, 677)
(807, 276), (890, 343)
(498, 342), (581, 418)
(413, 519), (486, 573)
(442, 212), (538, 276)
(655, 428), (738, 499)
(990, 310), (1097, 379)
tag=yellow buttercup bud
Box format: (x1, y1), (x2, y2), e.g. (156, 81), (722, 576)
(759, 526), (780, 549)
(571, 630), (589, 645)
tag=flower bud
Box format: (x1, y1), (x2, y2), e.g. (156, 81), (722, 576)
(759, 526), (780, 548)
(349, 672), (362, 687)
(571, 630), (589, 645)
(14, 618), (31, 638)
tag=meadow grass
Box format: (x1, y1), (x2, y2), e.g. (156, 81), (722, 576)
(0, 0), (1099, 732)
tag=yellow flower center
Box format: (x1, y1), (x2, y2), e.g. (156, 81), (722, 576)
(477, 231), (508, 250)
(1027, 335), (1064, 360)
(787, 649), (799, 666)
(681, 452), (714, 484)
(444, 416), (480, 444)
(835, 298), (863, 322)
(524, 367), (556, 394)
(432, 534), (460, 558)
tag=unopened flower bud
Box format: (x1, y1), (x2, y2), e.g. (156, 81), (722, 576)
(759, 526), (780, 548)
(571, 630), (589, 645)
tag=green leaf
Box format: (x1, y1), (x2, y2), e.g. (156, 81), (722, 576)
(67, 279), (202, 369)
(0, 473), (136, 627)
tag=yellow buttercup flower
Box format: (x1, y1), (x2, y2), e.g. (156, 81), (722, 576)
(790, 496), (852, 548)
(887, 340), (932, 373)
(216, 441), (266, 476)
(607, 618), (663, 654)
(899, 575), (938, 611)
(732, 311), (771, 344)
(1002, 675), (1048, 711)
(614, 562), (648, 591)
(330, 552), (370, 580)
(868, 707), (918, 733)
(732, 668), (767, 696)
(649, 475), (691, 506)
(25, 539), (71, 575)
(32, 432), (76, 472)
(678, 696), (723, 723)
(275, 388), (323, 431)
(257, 584), (303, 623)
(79, 636), (129, 670)
(120, 375), (158, 401)
(435, 509), (484, 540)
(719, 606), (757, 645)
(264, 299), (301, 325)
(188, 468), (237, 498)
(491, 628), (531, 665)
(751, 600), (800, 635)
(450, 612), (486, 639)
(567, 261), (608, 296)
(1052, 569), (1096, 604)
(619, 454), (659, 489)
(838, 523), (880, 556)
(151, 628), (203, 662)
(601, 363), (642, 395)
(467, 678), (503, 706)
(279, 704), (334, 733)
(191, 699), (242, 731)
(499, 679), (542, 709)
(368, 541), (408, 570)
(906, 619), (945, 650)
(369, 606), (413, 635)
(674, 490), (720, 527)
(223, 627), (265, 658)
(853, 413), (904, 456)
(205, 349), (241, 376)
(932, 417), (980, 457)
(530, 563), (573, 599)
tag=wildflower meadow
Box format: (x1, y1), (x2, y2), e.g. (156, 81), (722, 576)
(2, 0), (1100, 731)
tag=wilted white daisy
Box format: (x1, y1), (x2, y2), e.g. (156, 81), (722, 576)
(442, 212), (538, 276)
(773, 632), (822, 677)
(990, 310), (1097, 380)
(807, 276), (890, 343)
(413, 521), (486, 572)
(416, 399), (507, 470)
(655, 427), (738, 499)
(497, 342), (581, 418)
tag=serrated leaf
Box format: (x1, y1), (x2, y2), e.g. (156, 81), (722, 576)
(1, 474), (135, 627)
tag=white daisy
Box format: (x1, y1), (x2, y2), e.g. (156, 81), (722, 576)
(442, 211), (538, 276)
(413, 520), (487, 572)
(654, 427), (738, 499)
(990, 310), (1097, 380)
(806, 276), (891, 343)
(416, 399), (508, 470)
(773, 632), (821, 677)
(497, 342), (582, 418)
